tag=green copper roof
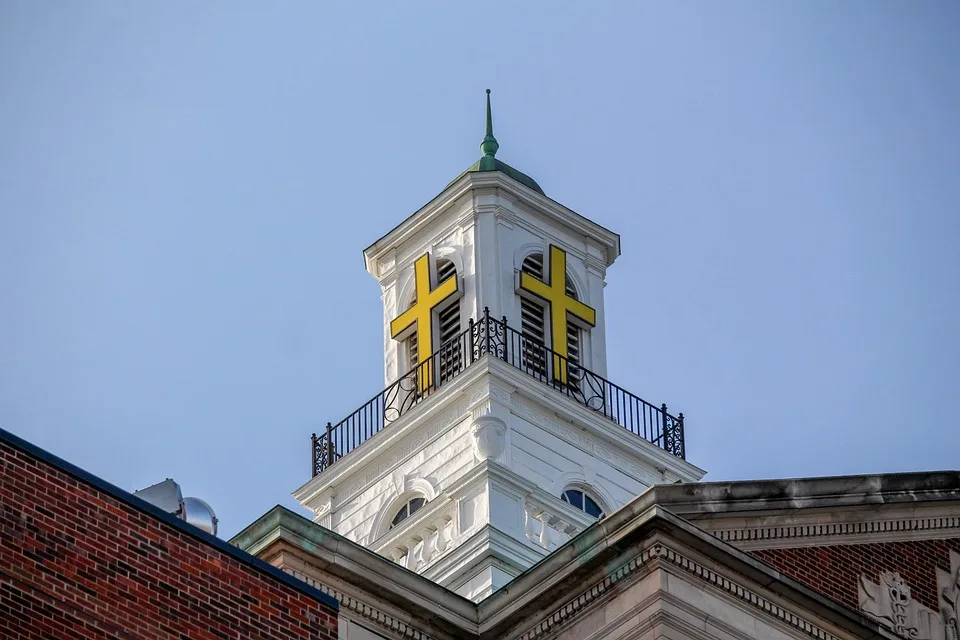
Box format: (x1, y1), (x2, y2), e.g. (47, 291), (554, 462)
(446, 90), (545, 196)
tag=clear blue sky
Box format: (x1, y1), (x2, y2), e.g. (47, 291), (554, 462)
(2, 3), (958, 538)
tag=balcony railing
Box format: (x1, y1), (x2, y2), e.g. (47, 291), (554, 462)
(312, 309), (685, 476)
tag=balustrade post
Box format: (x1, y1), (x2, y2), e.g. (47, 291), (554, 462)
(468, 318), (476, 364)
(311, 432), (318, 477)
(325, 421), (334, 470)
(484, 307), (491, 356)
(501, 315), (509, 362)
(661, 403), (669, 454)
(678, 412), (686, 460)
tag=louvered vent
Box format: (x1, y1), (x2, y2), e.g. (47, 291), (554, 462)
(436, 259), (461, 382)
(520, 252), (582, 380)
(436, 259), (460, 346)
(520, 254), (547, 376)
(564, 276), (581, 383)
(406, 327), (419, 373)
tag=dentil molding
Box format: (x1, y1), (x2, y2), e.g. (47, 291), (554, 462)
(711, 514), (960, 550)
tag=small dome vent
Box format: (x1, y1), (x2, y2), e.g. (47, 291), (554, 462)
(182, 497), (218, 536)
(134, 479), (219, 537)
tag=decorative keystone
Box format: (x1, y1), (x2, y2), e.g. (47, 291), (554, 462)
(472, 415), (506, 460)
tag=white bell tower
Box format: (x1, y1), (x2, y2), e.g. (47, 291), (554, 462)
(295, 91), (704, 601)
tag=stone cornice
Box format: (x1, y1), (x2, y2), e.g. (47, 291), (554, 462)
(231, 506), (478, 638)
(708, 512), (960, 550)
(652, 472), (960, 516)
(478, 502), (892, 640)
(508, 541), (862, 640)
(234, 501), (900, 640)
(634, 473), (960, 550)
(494, 511), (895, 640)
(287, 564), (441, 640)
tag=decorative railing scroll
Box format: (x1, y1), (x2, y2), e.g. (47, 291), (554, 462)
(313, 309), (686, 476)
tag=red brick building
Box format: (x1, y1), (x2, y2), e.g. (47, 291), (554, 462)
(753, 538), (960, 614)
(0, 428), (338, 640)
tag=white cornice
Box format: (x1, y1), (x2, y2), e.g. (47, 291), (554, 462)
(294, 354), (704, 513)
(464, 172), (621, 262)
(364, 172), (620, 277)
(424, 525), (547, 589)
(485, 357), (705, 483)
(293, 362), (491, 507)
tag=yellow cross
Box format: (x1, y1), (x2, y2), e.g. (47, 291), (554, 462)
(519, 245), (596, 384)
(390, 253), (459, 391)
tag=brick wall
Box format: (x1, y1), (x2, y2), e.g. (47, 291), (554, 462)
(0, 435), (338, 640)
(752, 538), (960, 612)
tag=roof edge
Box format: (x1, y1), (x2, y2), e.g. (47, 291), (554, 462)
(478, 492), (893, 639)
(232, 505), (478, 630)
(647, 470), (960, 516)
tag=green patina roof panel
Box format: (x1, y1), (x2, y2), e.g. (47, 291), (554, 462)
(445, 157), (545, 195)
(445, 89), (544, 195)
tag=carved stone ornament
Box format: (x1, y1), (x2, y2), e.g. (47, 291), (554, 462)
(939, 550), (960, 640)
(858, 550), (960, 639)
(859, 571), (938, 638)
(471, 415), (506, 460)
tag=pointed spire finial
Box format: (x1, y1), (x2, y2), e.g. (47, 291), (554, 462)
(479, 89), (499, 169)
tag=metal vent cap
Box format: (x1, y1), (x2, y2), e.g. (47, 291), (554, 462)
(182, 496), (218, 536)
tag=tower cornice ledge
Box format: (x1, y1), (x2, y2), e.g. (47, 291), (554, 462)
(364, 171), (620, 278)
(294, 357), (491, 508)
(485, 357), (706, 483)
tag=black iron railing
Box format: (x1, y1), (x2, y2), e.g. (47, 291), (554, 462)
(312, 309), (685, 476)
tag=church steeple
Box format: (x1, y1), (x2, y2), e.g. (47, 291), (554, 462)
(296, 93), (703, 603)
(479, 89), (499, 170)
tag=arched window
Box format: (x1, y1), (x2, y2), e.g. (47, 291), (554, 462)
(390, 496), (427, 529)
(405, 258), (461, 379)
(519, 252), (581, 380)
(560, 489), (604, 519)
